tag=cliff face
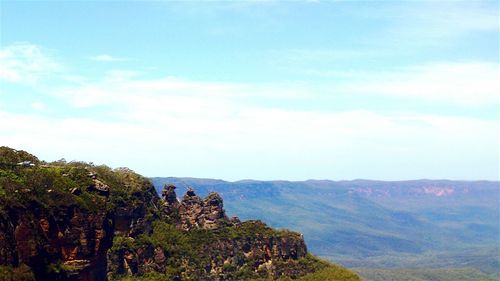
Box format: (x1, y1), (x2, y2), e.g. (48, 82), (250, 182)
(0, 147), (160, 281)
(0, 175), (113, 280)
(4, 204), (113, 281)
(0, 147), (360, 281)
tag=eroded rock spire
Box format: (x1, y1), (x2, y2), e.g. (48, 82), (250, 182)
(160, 185), (237, 230)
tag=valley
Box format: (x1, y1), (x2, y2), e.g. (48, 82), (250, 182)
(151, 177), (499, 280)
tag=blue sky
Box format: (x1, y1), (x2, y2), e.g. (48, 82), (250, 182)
(0, 1), (498, 180)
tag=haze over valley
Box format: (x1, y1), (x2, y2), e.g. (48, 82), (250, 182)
(152, 177), (500, 280)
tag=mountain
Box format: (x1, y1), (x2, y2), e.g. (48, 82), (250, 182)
(0, 147), (360, 281)
(150, 177), (499, 279)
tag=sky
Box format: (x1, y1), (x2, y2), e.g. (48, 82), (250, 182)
(0, 0), (498, 181)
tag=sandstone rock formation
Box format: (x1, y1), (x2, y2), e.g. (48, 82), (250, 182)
(164, 185), (233, 230)
(0, 200), (113, 281)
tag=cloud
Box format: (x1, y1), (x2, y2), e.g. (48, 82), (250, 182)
(410, 1), (499, 34)
(0, 68), (491, 180)
(1, 105), (497, 180)
(375, 1), (499, 48)
(89, 54), (127, 62)
(0, 42), (497, 180)
(0, 42), (61, 83)
(30, 102), (46, 110)
(54, 73), (309, 109)
(310, 62), (499, 106)
(270, 48), (372, 66)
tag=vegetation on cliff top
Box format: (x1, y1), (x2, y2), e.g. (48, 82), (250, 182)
(113, 259), (360, 281)
(0, 146), (155, 214)
(109, 219), (344, 280)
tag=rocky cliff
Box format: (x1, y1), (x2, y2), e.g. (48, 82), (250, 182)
(0, 147), (360, 281)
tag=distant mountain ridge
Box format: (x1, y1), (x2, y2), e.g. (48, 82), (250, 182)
(151, 177), (500, 280)
(153, 177), (497, 194)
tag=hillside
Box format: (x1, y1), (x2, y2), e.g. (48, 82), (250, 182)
(151, 177), (499, 279)
(0, 147), (360, 281)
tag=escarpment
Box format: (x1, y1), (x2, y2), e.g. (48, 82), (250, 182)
(0, 147), (361, 281)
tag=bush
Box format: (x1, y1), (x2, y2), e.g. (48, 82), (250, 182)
(0, 265), (35, 281)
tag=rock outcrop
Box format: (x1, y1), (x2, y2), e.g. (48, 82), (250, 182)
(168, 186), (232, 230)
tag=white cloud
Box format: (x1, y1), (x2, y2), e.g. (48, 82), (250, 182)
(0, 42), (61, 83)
(409, 2), (499, 34)
(367, 1), (499, 48)
(1, 105), (497, 180)
(270, 48), (370, 64)
(54, 73), (309, 109)
(2, 69), (497, 180)
(326, 62), (500, 106)
(0, 42), (497, 179)
(89, 54), (127, 62)
(30, 102), (46, 110)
